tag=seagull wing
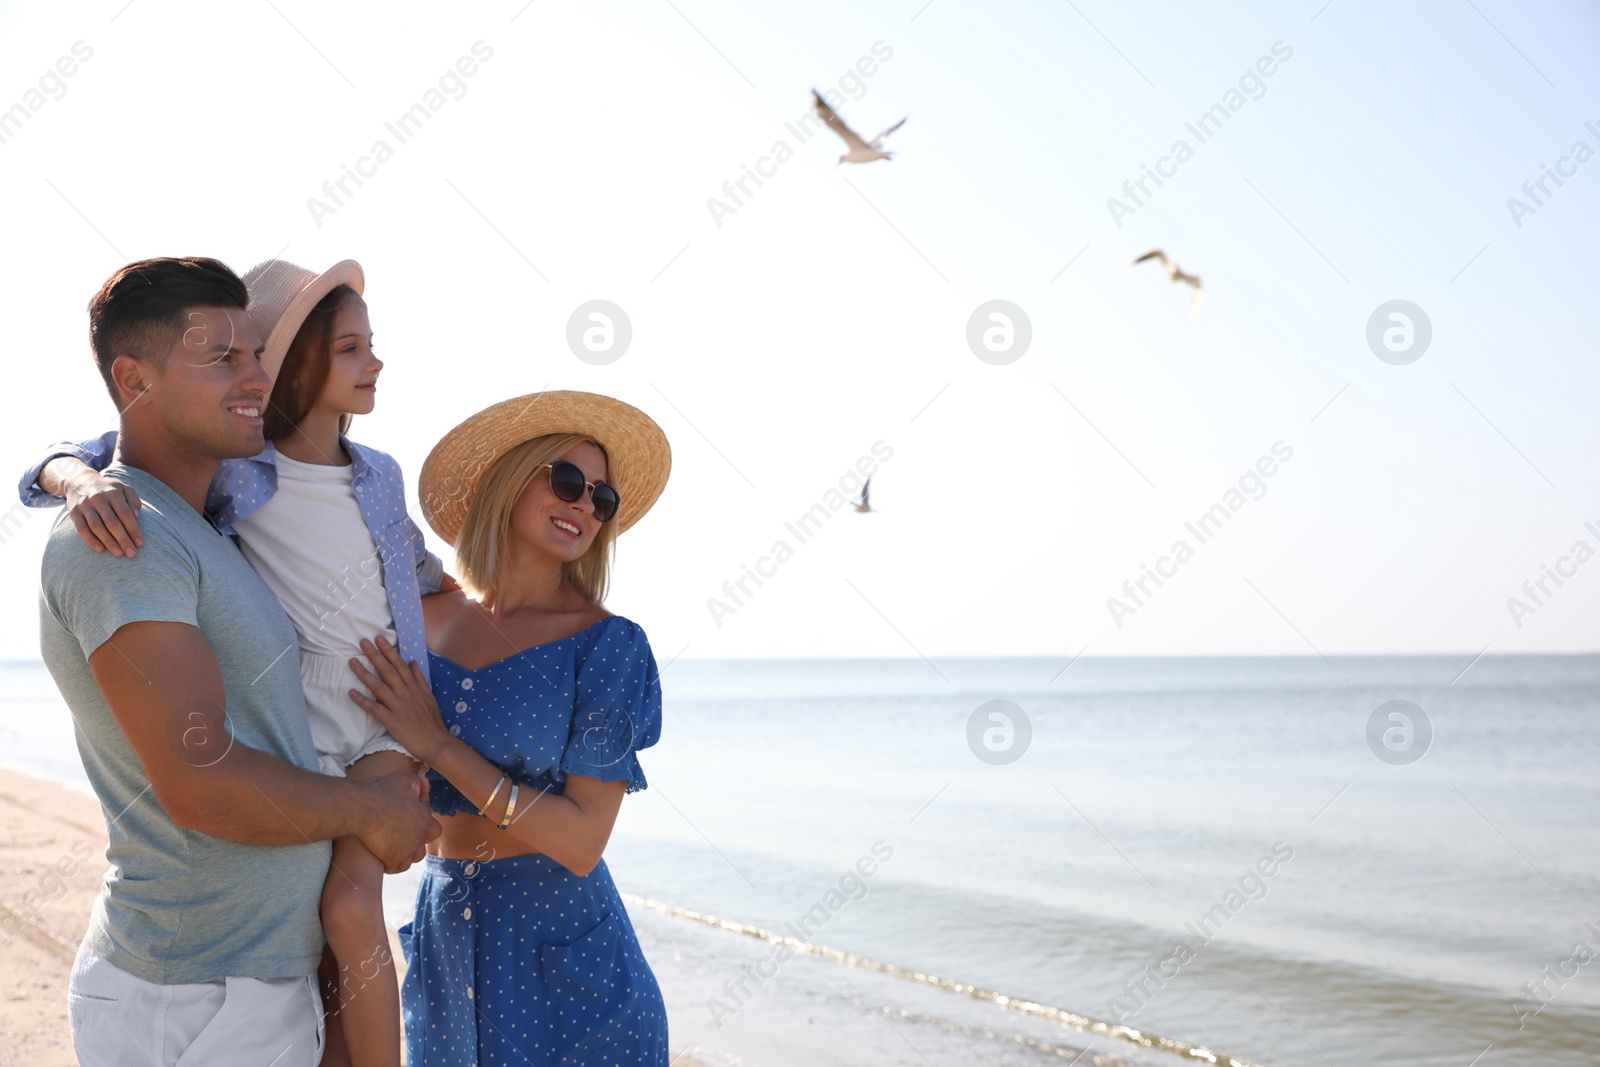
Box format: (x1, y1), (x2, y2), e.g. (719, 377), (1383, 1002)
(1188, 284), (1203, 315)
(1131, 249), (1169, 268)
(812, 89), (869, 150)
(868, 117), (907, 147)
(861, 476), (871, 509)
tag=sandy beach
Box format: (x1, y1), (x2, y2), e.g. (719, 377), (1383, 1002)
(0, 767), (711, 1067)
(0, 767), (100, 1064)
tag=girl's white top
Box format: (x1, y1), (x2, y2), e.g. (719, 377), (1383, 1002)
(231, 451), (398, 658)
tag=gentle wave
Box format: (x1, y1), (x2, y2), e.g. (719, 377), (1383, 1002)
(622, 892), (1261, 1067)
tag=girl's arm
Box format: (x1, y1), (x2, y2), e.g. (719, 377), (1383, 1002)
(20, 431), (142, 555)
(404, 514), (462, 594)
(30, 438), (253, 557)
(20, 430), (117, 507)
(36, 454), (145, 558)
(348, 636), (624, 876)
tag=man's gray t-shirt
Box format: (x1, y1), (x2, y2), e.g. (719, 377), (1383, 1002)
(38, 464), (330, 984)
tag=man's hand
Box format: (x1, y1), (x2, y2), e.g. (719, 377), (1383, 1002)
(87, 620), (439, 854)
(357, 772), (442, 873)
(60, 465), (144, 558)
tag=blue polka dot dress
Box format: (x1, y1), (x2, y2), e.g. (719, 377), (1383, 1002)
(398, 615), (668, 1065)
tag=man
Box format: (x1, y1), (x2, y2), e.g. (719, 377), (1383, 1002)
(35, 257), (438, 1067)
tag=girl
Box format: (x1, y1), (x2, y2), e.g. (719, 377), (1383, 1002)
(23, 258), (446, 1067)
(345, 390), (672, 1064)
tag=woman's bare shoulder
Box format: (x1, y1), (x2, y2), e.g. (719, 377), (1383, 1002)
(577, 603), (614, 628)
(421, 588), (472, 628)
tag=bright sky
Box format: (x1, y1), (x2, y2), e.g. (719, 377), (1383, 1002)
(0, 0), (1596, 660)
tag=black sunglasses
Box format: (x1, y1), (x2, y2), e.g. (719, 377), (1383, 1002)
(542, 460), (620, 523)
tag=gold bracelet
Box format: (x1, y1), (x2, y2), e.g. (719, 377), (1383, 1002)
(497, 784), (520, 830)
(479, 775), (507, 817)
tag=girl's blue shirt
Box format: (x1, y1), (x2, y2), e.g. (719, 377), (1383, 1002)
(19, 430), (444, 683)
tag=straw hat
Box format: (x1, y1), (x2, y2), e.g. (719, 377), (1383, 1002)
(418, 390), (671, 545)
(241, 258), (365, 383)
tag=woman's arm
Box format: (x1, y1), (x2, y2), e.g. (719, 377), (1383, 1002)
(349, 636), (624, 876)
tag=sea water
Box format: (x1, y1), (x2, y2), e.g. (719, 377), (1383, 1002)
(5, 655), (1597, 1066)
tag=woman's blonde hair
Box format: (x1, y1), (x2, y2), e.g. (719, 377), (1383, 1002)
(454, 433), (618, 604)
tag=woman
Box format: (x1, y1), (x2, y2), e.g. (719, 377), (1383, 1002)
(347, 390), (672, 1065)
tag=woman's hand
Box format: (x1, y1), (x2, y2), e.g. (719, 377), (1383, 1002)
(348, 636), (454, 765)
(62, 466), (144, 557)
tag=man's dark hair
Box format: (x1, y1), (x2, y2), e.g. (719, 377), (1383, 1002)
(87, 257), (249, 405)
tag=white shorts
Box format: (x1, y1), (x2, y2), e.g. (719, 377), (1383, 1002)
(300, 649), (412, 777)
(69, 938), (324, 1067)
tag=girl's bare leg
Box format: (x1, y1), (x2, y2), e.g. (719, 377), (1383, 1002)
(319, 749), (421, 1067)
(317, 943), (351, 1067)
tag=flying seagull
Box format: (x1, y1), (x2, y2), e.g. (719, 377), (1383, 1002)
(1131, 249), (1203, 314)
(812, 89), (906, 165)
(852, 476), (874, 513)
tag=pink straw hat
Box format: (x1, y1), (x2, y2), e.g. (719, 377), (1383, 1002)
(240, 258), (364, 383)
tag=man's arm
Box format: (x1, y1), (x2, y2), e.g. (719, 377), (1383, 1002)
(88, 620), (438, 870)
